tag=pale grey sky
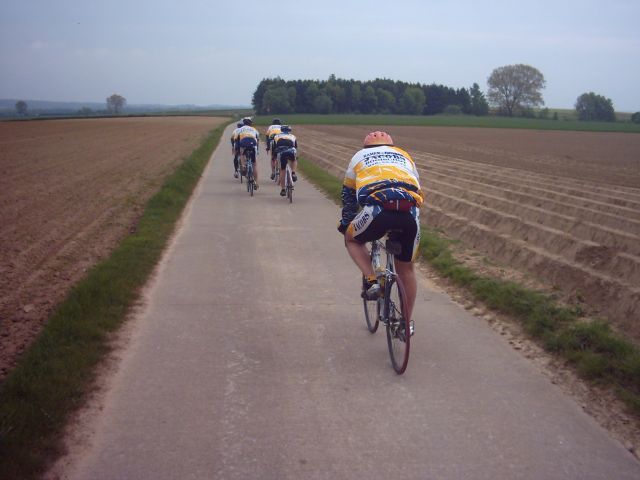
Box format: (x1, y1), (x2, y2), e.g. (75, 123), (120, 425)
(1, 0), (639, 111)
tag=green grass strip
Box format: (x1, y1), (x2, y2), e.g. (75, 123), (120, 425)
(255, 114), (640, 133)
(298, 155), (640, 417)
(0, 121), (228, 480)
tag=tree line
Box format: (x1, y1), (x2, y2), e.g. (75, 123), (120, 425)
(253, 66), (635, 123)
(252, 75), (490, 116)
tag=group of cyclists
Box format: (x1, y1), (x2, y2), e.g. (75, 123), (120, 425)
(229, 118), (423, 336)
(230, 117), (298, 196)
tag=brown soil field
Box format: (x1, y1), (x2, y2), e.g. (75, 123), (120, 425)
(0, 116), (226, 379)
(298, 125), (640, 341)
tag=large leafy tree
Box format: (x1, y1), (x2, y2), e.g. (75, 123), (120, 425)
(15, 100), (28, 116)
(376, 88), (396, 113)
(399, 87), (426, 115)
(360, 85), (378, 113)
(261, 85), (292, 114)
(106, 94), (126, 114)
(313, 93), (333, 114)
(575, 92), (616, 122)
(487, 64), (545, 116)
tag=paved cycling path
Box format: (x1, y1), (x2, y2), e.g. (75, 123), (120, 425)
(64, 124), (640, 479)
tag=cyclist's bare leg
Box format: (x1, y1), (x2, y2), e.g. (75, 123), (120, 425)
(240, 151), (247, 172)
(280, 158), (296, 189)
(344, 233), (375, 279)
(394, 259), (416, 322)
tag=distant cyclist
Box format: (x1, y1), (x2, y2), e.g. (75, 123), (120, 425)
(231, 121), (243, 178)
(337, 131), (423, 325)
(272, 125), (298, 197)
(236, 117), (261, 189)
(266, 118), (282, 180)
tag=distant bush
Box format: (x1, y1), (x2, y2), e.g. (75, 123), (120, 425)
(520, 107), (536, 118)
(632, 112), (640, 124)
(443, 104), (463, 115)
(575, 92), (616, 122)
(538, 108), (550, 119)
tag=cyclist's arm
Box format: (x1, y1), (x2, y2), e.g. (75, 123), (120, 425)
(340, 167), (358, 228)
(340, 185), (358, 229)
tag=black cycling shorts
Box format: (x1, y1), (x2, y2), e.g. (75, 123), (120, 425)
(279, 150), (296, 170)
(349, 207), (420, 262)
(241, 146), (255, 162)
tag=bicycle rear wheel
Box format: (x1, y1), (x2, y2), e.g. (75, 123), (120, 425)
(385, 276), (410, 374)
(247, 153), (254, 196)
(362, 275), (380, 333)
(286, 166), (293, 203)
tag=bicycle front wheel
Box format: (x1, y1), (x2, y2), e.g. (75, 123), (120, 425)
(362, 276), (380, 333)
(385, 276), (410, 374)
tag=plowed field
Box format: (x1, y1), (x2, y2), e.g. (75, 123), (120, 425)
(0, 116), (225, 378)
(298, 125), (640, 340)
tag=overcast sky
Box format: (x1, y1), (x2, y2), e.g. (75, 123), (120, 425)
(1, 0), (639, 111)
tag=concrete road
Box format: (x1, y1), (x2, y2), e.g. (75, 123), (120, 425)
(65, 124), (640, 479)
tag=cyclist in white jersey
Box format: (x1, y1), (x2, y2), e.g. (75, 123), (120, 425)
(236, 117), (261, 189)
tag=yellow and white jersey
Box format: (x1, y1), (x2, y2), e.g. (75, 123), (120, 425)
(266, 124), (282, 139)
(231, 127), (241, 142)
(272, 132), (297, 150)
(344, 145), (423, 207)
(236, 125), (260, 142)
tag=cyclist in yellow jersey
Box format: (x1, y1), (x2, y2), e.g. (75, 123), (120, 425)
(337, 131), (423, 325)
(236, 117), (261, 188)
(230, 121), (243, 178)
(265, 118), (282, 179)
(272, 125), (298, 196)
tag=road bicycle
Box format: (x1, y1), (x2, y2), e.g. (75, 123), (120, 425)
(362, 232), (412, 374)
(244, 147), (256, 196)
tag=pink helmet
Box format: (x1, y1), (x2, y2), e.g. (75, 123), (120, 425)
(363, 131), (393, 147)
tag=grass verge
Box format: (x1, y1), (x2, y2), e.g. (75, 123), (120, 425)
(0, 122), (228, 480)
(254, 114), (640, 133)
(297, 155), (640, 417)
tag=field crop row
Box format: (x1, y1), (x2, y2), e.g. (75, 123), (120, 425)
(297, 125), (640, 340)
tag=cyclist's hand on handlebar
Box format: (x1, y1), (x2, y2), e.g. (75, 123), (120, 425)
(337, 222), (348, 234)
